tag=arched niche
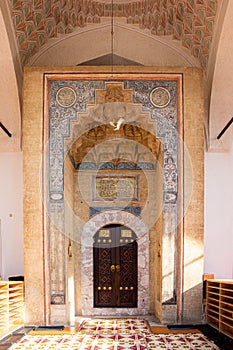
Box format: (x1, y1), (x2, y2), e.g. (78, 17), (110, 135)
(65, 121), (163, 318)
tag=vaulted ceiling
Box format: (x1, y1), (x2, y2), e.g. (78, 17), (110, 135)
(9, 0), (217, 69)
(0, 0), (233, 152)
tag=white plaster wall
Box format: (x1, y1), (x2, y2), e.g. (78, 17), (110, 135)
(204, 150), (233, 279)
(0, 152), (24, 279)
(0, 6), (22, 152)
(29, 19), (199, 68)
(208, 0), (233, 152)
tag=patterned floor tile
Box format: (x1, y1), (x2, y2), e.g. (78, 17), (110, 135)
(8, 319), (220, 349)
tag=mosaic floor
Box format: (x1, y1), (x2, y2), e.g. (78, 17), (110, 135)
(6, 319), (221, 350)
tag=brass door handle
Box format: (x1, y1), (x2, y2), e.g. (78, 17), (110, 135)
(110, 265), (120, 272)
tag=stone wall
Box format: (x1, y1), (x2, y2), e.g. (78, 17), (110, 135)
(23, 67), (204, 325)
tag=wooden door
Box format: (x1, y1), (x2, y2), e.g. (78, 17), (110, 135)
(94, 224), (137, 307)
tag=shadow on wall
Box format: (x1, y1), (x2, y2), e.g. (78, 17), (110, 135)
(181, 283), (204, 323)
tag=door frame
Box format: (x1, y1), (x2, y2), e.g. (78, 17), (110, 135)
(81, 210), (149, 316)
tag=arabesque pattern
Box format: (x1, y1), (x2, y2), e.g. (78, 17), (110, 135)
(9, 0), (218, 68)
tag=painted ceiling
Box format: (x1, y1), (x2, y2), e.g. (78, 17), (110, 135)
(2, 0), (233, 152)
(9, 0), (218, 69)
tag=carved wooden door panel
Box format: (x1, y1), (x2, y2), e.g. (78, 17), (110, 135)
(94, 224), (137, 307)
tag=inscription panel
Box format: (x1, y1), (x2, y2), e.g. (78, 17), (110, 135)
(93, 175), (139, 201)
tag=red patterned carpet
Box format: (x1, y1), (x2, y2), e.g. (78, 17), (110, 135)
(9, 319), (220, 349)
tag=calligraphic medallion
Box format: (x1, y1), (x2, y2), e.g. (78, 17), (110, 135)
(150, 87), (171, 108)
(56, 86), (77, 107)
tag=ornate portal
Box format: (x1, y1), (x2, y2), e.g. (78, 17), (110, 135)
(48, 77), (179, 308)
(23, 67), (204, 326)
